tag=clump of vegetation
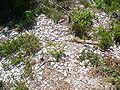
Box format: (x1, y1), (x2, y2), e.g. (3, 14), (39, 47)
(43, 6), (64, 23)
(71, 8), (93, 38)
(46, 41), (59, 47)
(93, 0), (120, 13)
(14, 80), (28, 90)
(113, 24), (120, 44)
(40, 0), (64, 23)
(80, 0), (91, 8)
(0, 33), (39, 57)
(98, 26), (112, 49)
(49, 49), (65, 62)
(79, 48), (120, 89)
(10, 52), (25, 66)
(79, 49), (100, 67)
(15, 10), (36, 29)
(24, 59), (33, 79)
(98, 60), (120, 90)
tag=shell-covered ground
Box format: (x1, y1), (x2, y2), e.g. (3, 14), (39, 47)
(0, 0), (120, 90)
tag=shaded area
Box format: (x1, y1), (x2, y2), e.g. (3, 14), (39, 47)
(0, 0), (37, 28)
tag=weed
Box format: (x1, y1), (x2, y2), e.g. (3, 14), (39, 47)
(79, 49), (100, 67)
(10, 52), (25, 66)
(24, 58), (33, 79)
(113, 24), (120, 44)
(43, 6), (64, 23)
(49, 49), (65, 62)
(14, 80), (28, 90)
(93, 0), (120, 13)
(71, 8), (93, 38)
(0, 33), (39, 57)
(80, 0), (91, 8)
(98, 26), (112, 49)
(15, 10), (36, 29)
(99, 64), (120, 90)
(46, 41), (60, 47)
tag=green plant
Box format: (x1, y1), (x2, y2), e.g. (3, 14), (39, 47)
(43, 6), (64, 23)
(49, 49), (65, 62)
(98, 26), (112, 49)
(0, 33), (39, 57)
(71, 8), (93, 38)
(113, 24), (120, 44)
(99, 64), (120, 90)
(93, 0), (120, 13)
(15, 80), (28, 90)
(10, 52), (25, 66)
(93, 0), (105, 8)
(79, 49), (100, 67)
(80, 0), (91, 8)
(24, 60), (33, 79)
(15, 10), (36, 28)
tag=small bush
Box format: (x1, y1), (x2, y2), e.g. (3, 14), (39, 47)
(80, 0), (91, 8)
(113, 24), (120, 44)
(24, 60), (33, 79)
(15, 80), (28, 90)
(93, 0), (120, 13)
(71, 8), (93, 38)
(98, 26), (112, 49)
(99, 64), (120, 90)
(79, 49), (100, 67)
(49, 49), (65, 62)
(10, 52), (25, 66)
(0, 33), (39, 57)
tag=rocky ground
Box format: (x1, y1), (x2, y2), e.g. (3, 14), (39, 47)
(0, 1), (120, 90)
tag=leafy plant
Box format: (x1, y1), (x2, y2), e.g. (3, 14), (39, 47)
(98, 26), (112, 49)
(93, 0), (105, 8)
(79, 49), (100, 67)
(43, 6), (64, 23)
(0, 33), (39, 57)
(80, 0), (91, 8)
(24, 60), (33, 79)
(71, 8), (93, 38)
(15, 80), (28, 90)
(99, 64), (120, 90)
(94, 0), (120, 13)
(49, 49), (65, 62)
(10, 52), (25, 66)
(113, 24), (120, 44)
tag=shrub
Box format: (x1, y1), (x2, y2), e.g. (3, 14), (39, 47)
(113, 24), (120, 44)
(24, 60), (33, 79)
(79, 49), (100, 67)
(80, 0), (91, 8)
(93, 0), (120, 13)
(98, 26), (112, 49)
(15, 80), (28, 90)
(99, 64), (120, 90)
(43, 6), (64, 23)
(0, 33), (39, 57)
(10, 52), (25, 66)
(71, 8), (93, 38)
(49, 49), (65, 62)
